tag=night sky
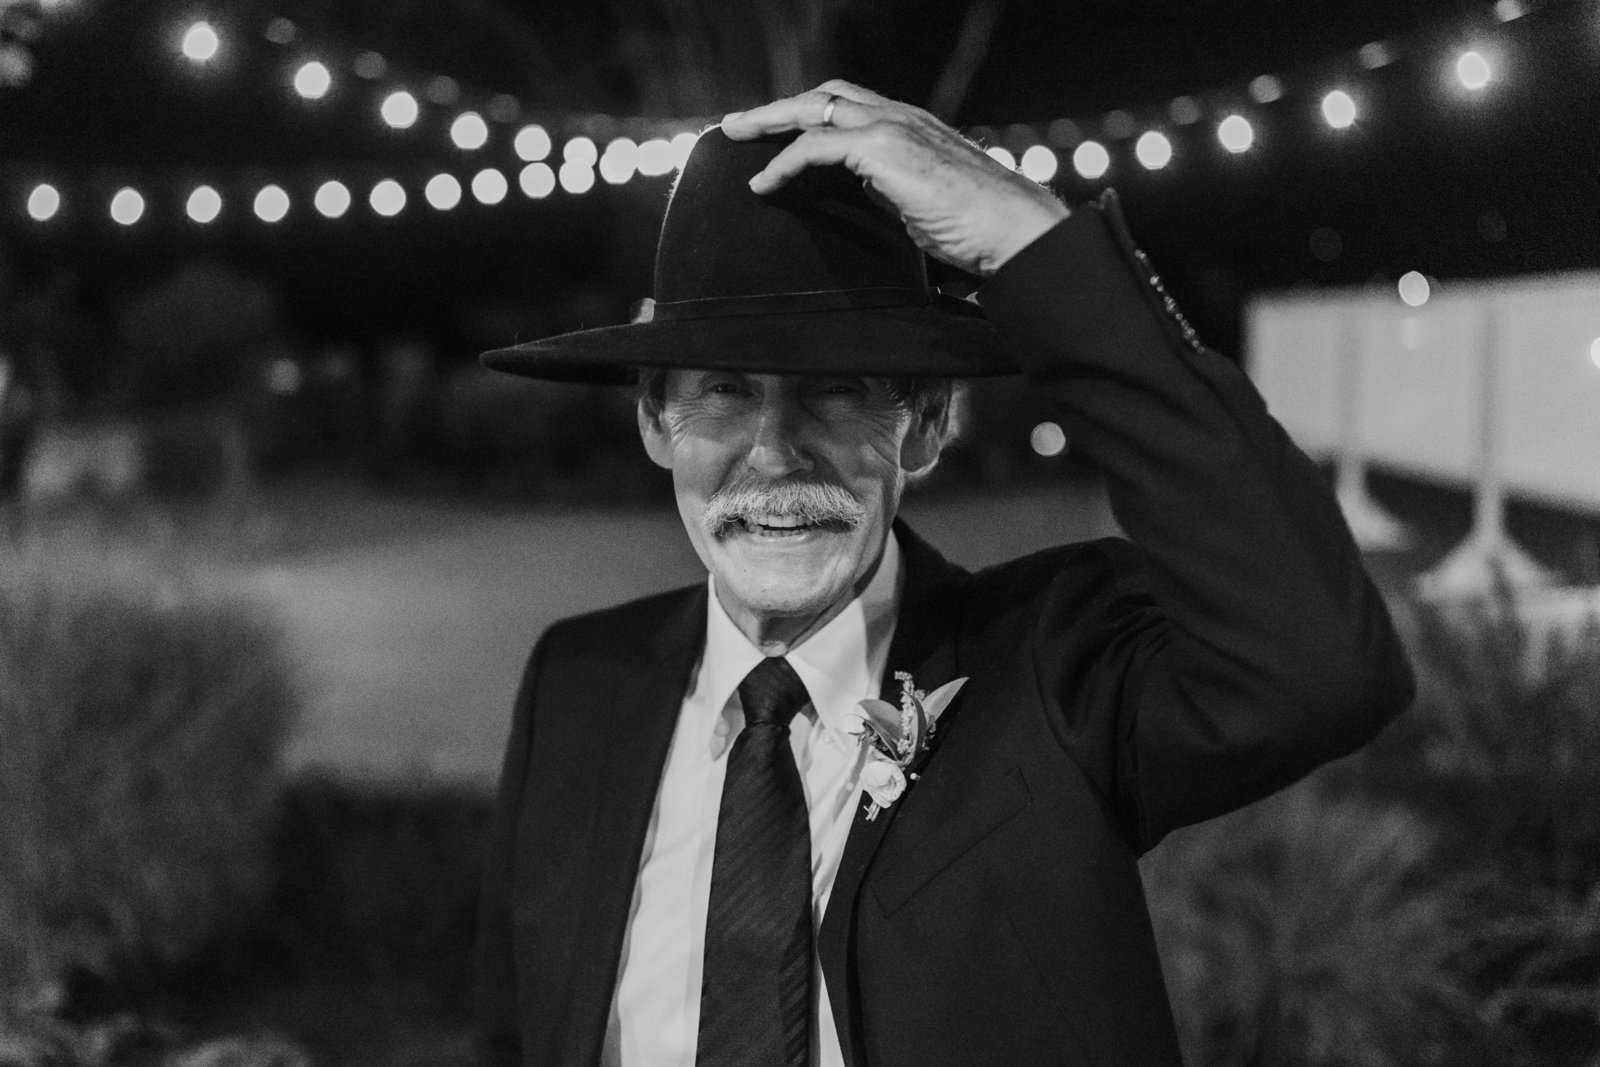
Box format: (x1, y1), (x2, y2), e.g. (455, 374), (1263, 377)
(4, 0), (1598, 361)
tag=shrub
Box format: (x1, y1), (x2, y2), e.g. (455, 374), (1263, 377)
(1142, 784), (1485, 1067)
(0, 545), (299, 999)
(1369, 592), (1600, 891)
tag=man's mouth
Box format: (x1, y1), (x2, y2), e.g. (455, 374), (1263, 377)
(728, 514), (845, 537)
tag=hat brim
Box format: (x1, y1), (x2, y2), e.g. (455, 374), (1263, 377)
(480, 304), (1020, 384)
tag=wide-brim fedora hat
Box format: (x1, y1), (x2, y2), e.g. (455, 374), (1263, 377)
(480, 126), (1019, 383)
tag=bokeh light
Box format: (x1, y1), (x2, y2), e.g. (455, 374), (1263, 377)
(381, 91), (419, 129)
(1135, 131), (1173, 170)
(451, 112), (489, 150)
(26, 183), (60, 222)
(1398, 271), (1431, 307)
(670, 132), (700, 169)
(1030, 422), (1068, 457)
(370, 179), (406, 216)
(558, 161), (596, 194)
(563, 136), (598, 167)
(1217, 114), (1254, 153)
(424, 173), (462, 210)
(314, 180), (351, 218)
(293, 61), (330, 99)
(599, 137), (640, 184)
(519, 163), (556, 198)
(1457, 50), (1492, 90)
(1589, 337), (1600, 371)
(1322, 90), (1358, 129)
(186, 185), (222, 223)
(985, 146), (1017, 170)
(1248, 75), (1283, 104)
(637, 138), (675, 176)
(1020, 145), (1058, 182)
(1072, 141), (1110, 179)
(514, 124), (552, 162)
(1494, 0), (1526, 20)
(181, 22), (219, 63)
(253, 185), (289, 223)
(109, 187), (144, 225)
(471, 168), (508, 205)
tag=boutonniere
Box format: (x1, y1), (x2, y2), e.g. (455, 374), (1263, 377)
(850, 671), (968, 821)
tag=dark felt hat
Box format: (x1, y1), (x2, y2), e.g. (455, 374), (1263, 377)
(480, 127), (1018, 383)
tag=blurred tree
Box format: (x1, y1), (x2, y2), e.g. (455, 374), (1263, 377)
(112, 260), (285, 416)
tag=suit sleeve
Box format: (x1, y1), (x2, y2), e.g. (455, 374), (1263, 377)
(976, 191), (1415, 849)
(475, 628), (554, 1065)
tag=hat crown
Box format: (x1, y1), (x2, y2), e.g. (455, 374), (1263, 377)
(654, 129), (931, 306)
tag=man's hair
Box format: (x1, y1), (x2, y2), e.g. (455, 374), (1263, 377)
(632, 366), (963, 464)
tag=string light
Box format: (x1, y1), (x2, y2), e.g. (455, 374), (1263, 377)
(450, 112), (489, 150)
(293, 61), (331, 100)
(380, 90), (419, 129)
(1248, 75), (1284, 104)
(186, 184), (222, 223)
(563, 137), (598, 167)
(424, 173), (462, 210)
(1135, 131), (1173, 170)
(314, 180), (351, 218)
(181, 22), (219, 63)
(1073, 141), (1110, 179)
(1398, 270), (1431, 306)
(558, 161), (595, 194)
(1457, 50), (1492, 90)
(27, 183), (60, 221)
(599, 138), (640, 184)
(1030, 422), (1068, 457)
(637, 138), (675, 177)
(370, 179), (406, 216)
(1322, 90), (1358, 129)
(514, 125), (552, 162)
(110, 188), (144, 225)
(519, 162), (555, 198)
(1019, 145), (1058, 182)
(1217, 114), (1254, 153)
(471, 168), (508, 205)
(254, 184), (290, 222)
(669, 132), (700, 169)
(984, 146), (1017, 170)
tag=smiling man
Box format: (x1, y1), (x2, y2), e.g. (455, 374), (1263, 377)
(475, 82), (1414, 1067)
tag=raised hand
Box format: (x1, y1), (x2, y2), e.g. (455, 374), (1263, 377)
(721, 80), (1071, 278)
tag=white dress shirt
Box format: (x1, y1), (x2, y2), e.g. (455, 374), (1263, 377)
(601, 533), (904, 1067)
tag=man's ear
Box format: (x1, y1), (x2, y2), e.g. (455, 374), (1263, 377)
(899, 411), (944, 478)
(637, 401), (674, 470)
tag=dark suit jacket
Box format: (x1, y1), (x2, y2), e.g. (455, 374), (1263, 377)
(476, 194), (1415, 1066)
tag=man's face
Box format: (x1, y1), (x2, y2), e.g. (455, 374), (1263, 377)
(638, 370), (939, 643)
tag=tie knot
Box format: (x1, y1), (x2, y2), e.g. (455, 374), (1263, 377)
(737, 656), (810, 727)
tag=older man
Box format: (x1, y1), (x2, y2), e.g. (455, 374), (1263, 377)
(475, 82), (1413, 1067)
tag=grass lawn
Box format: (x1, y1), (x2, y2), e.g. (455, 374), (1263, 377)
(246, 477), (1118, 786)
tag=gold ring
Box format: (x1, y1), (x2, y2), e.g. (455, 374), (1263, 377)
(821, 95), (839, 127)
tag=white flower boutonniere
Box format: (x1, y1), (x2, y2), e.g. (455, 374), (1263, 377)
(850, 671), (968, 821)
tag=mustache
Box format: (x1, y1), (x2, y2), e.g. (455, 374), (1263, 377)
(702, 480), (867, 535)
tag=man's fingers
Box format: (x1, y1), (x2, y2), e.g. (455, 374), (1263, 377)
(723, 85), (886, 140)
(747, 129), (857, 193)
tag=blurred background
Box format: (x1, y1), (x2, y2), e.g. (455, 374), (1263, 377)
(2, 0), (1599, 1064)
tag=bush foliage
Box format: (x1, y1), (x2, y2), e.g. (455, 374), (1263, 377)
(0, 546), (299, 996)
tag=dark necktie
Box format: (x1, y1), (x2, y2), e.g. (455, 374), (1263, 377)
(697, 655), (813, 1067)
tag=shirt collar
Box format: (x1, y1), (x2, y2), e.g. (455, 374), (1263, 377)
(701, 531), (903, 740)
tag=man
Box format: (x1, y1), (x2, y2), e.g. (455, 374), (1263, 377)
(476, 81), (1413, 1067)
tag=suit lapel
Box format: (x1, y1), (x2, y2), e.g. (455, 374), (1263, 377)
(564, 584), (707, 1067)
(818, 521), (969, 1066)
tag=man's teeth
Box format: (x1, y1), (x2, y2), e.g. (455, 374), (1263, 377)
(740, 514), (813, 532)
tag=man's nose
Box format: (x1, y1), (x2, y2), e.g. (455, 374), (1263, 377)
(745, 392), (813, 479)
